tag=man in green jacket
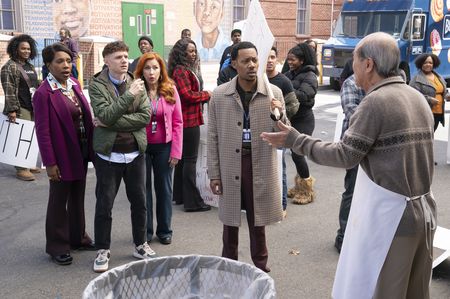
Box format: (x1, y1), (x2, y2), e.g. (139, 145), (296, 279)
(88, 41), (153, 273)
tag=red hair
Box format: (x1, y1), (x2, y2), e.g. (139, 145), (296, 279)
(134, 52), (175, 104)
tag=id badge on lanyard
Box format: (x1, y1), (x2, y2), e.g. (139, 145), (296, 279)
(242, 111), (251, 143)
(151, 120), (157, 134)
(242, 128), (251, 143)
(150, 98), (159, 134)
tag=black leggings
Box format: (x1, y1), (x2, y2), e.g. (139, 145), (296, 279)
(433, 114), (444, 132)
(290, 111), (315, 178)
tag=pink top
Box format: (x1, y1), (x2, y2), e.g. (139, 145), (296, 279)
(147, 99), (166, 144)
(145, 87), (183, 159)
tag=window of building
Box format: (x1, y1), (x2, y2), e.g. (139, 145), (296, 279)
(296, 0), (310, 35)
(0, 0), (16, 30)
(233, 0), (247, 23)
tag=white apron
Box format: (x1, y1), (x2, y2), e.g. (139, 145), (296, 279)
(331, 167), (407, 299)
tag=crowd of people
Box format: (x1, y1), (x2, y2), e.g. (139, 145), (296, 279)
(0, 27), (444, 298)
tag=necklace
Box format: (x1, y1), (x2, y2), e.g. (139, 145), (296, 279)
(147, 90), (159, 101)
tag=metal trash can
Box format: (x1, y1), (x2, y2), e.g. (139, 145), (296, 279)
(82, 255), (276, 299)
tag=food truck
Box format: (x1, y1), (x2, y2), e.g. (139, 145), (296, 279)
(322, 0), (450, 89)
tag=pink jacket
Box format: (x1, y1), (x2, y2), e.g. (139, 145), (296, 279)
(146, 87), (183, 160)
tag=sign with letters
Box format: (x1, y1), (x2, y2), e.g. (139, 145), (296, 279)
(0, 114), (39, 169)
(443, 15), (450, 40)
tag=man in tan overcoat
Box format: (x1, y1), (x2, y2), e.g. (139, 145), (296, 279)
(207, 41), (287, 272)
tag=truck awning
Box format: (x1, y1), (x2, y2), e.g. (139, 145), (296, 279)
(343, 0), (413, 12)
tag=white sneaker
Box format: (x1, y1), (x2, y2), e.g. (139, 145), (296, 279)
(133, 243), (157, 259)
(93, 249), (110, 273)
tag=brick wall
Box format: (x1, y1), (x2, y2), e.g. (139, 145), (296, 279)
(0, 36), (12, 97)
(259, 0), (343, 59)
(78, 37), (116, 87)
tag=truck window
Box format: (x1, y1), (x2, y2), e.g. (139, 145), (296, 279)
(334, 12), (408, 38)
(411, 14), (426, 40)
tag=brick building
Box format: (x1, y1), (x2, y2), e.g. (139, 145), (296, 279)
(259, 0), (343, 59)
(0, 0), (343, 93)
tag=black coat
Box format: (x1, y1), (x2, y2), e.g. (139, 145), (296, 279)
(284, 65), (318, 117)
(217, 65), (238, 86)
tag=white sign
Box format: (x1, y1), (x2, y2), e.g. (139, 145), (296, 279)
(241, 0), (275, 77)
(0, 114), (39, 168)
(334, 113), (345, 142)
(242, 1), (283, 201)
(433, 226), (450, 268)
(197, 107), (219, 208)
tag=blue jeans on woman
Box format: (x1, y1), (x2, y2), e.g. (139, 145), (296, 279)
(145, 142), (173, 242)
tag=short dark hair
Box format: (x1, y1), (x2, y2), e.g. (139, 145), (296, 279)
(102, 41), (129, 58)
(271, 46), (278, 56)
(230, 41), (258, 61)
(138, 36), (153, 48)
(231, 29), (241, 37)
(181, 28), (191, 38)
(415, 53), (440, 69)
(6, 34), (38, 61)
(42, 43), (73, 65)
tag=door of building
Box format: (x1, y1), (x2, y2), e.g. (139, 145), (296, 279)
(121, 2), (164, 59)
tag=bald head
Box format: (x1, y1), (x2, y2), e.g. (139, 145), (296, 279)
(354, 32), (399, 78)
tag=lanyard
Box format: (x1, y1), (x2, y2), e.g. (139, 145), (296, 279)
(243, 111), (250, 129)
(150, 97), (160, 116)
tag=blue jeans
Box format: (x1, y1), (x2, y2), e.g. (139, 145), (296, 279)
(146, 142), (173, 241)
(282, 148), (287, 210)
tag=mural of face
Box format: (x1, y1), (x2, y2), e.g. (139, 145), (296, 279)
(53, 0), (91, 39)
(195, 0), (224, 35)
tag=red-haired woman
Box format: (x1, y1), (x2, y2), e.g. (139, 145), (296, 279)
(134, 52), (183, 245)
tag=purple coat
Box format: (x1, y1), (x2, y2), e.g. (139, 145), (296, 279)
(33, 78), (94, 181)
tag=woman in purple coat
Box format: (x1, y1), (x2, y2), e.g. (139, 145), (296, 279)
(33, 43), (95, 265)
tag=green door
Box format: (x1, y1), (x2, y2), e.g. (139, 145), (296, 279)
(122, 2), (164, 59)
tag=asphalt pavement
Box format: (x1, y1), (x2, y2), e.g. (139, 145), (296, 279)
(1, 68), (450, 298)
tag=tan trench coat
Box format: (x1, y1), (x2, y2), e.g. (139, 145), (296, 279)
(207, 76), (286, 227)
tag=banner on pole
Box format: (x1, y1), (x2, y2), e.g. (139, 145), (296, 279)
(241, 0), (275, 77)
(0, 114), (39, 169)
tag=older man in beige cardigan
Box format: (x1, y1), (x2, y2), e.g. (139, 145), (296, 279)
(207, 41), (287, 272)
(262, 33), (436, 299)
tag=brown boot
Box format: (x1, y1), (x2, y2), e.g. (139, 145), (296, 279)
(16, 169), (35, 181)
(287, 175), (301, 198)
(292, 176), (315, 205)
(30, 167), (41, 174)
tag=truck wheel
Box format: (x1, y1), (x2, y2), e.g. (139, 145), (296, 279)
(330, 77), (341, 91)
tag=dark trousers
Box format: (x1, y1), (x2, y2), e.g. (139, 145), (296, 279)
(173, 126), (205, 209)
(222, 150), (269, 272)
(145, 142), (173, 241)
(335, 165), (358, 246)
(291, 111), (315, 178)
(46, 178), (92, 256)
(94, 154), (147, 249)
